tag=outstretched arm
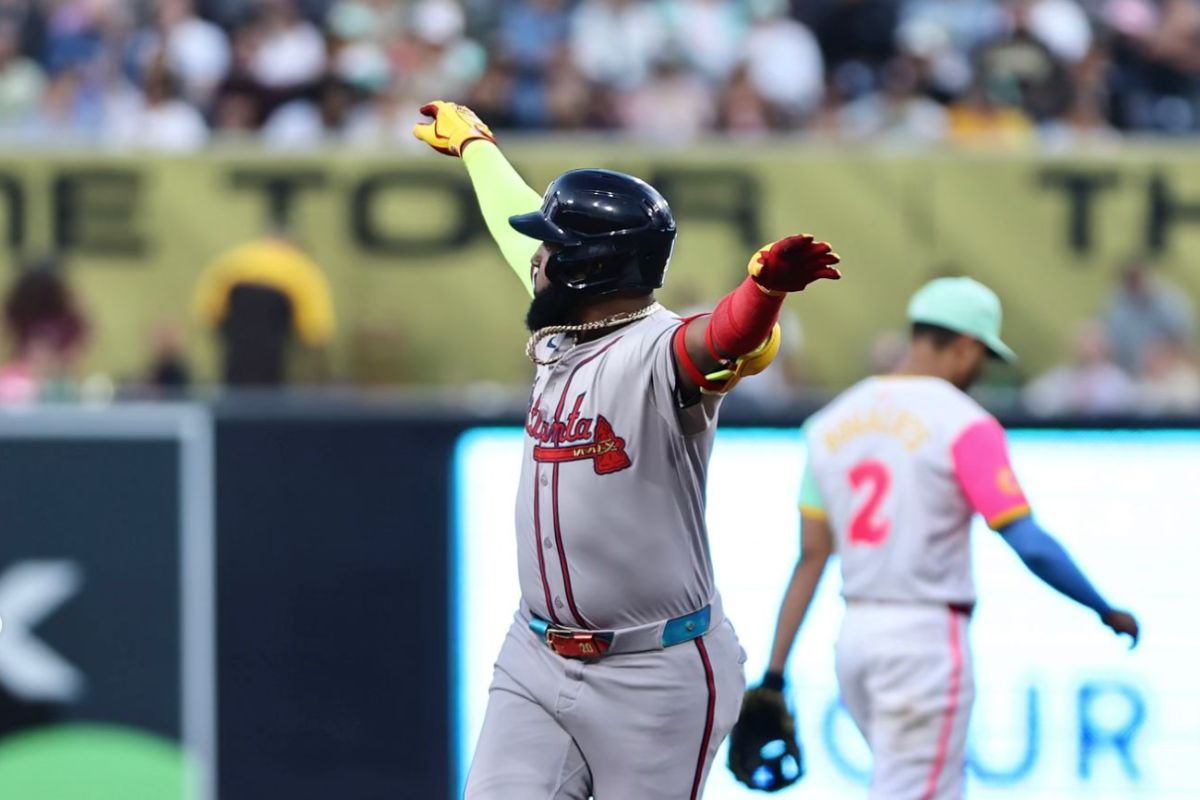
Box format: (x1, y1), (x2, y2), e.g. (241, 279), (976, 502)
(673, 236), (840, 395)
(413, 101), (540, 296)
(951, 416), (1140, 646)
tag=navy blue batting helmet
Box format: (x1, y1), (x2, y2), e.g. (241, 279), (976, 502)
(509, 169), (677, 295)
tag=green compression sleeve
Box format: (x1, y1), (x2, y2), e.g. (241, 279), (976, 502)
(462, 142), (542, 297)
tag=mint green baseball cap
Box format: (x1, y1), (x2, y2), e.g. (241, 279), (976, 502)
(907, 277), (1016, 363)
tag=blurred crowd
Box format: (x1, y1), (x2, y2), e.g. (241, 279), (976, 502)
(1, 0), (1200, 149)
(1021, 257), (1199, 416)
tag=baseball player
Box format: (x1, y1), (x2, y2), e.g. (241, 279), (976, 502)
(412, 101), (841, 799)
(728, 277), (1140, 798)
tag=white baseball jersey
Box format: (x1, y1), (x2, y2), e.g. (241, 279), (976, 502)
(516, 307), (724, 630)
(800, 375), (1031, 605)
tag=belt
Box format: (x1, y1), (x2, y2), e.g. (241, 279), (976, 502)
(529, 601), (718, 660)
(846, 598), (975, 618)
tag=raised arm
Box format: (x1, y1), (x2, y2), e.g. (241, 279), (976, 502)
(413, 101), (541, 296)
(672, 236), (841, 395)
(951, 417), (1140, 646)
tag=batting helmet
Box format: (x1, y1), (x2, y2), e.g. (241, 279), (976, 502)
(509, 169), (677, 295)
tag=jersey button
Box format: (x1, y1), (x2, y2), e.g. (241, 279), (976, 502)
(543, 537), (553, 549)
(540, 475), (549, 486)
(555, 596), (564, 609)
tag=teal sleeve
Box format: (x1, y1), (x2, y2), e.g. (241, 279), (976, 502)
(798, 422), (826, 516)
(461, 142), (541, 297)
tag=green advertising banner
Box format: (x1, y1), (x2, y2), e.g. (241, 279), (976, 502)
(0, 145), (1197, 388)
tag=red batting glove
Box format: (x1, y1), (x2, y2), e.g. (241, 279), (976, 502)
(748, 235), (842, 294)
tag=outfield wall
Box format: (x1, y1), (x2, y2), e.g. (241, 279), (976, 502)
(1, 146), (1198, 387)
(0, 404), (1195, 799)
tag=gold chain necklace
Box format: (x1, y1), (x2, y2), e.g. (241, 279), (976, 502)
(525, 302), (664, 366)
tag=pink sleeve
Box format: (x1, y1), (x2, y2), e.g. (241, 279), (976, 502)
(950, 417), (1031, 529)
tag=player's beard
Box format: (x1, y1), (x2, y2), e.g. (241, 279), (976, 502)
(525, 283), (579, 332)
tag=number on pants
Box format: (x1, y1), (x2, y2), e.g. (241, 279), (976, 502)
(848, 460), (891, 545)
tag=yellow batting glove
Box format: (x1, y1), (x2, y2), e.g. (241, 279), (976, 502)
(412, 101), (496, 157)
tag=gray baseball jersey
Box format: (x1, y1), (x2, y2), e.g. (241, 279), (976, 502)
(517, 307), (723, 630)
(467, 307), (748, 800)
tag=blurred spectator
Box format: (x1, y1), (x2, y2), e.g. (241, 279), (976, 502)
(1023, 321), (1137, 416)
(815, 0), (898, 76)
(193, 230), (336, 386)
(741, 0), (824, 123)
(570, 0), (669, 90)
(497, 0), (572, 126)
(0, 258), (88, 404)
(465, 56), (518, 129)
(664, 0), (746, 84)
(327, 0), (405, 45)
(717, 62), (772, 133)
(108, 55), (209, 151)
(898, 0), (1008, 57)
(44, 0), (105, 76)
(499, 0), (570, 73)
(946, 79), (1036, 148)
(249, 0), (326, 90)
(262, 76), (368, 149)
(1105, 0), (1200, 133)
(0, 0), (46, 62)
(397, 0), (486, 111)
(1104, 256), (1196, 375)
(544, 47), (601, 129)
(1135, 337), (1200, 414)
(1024, 0), (1092, 65)
(620, 54), (715, 143)
(973, 0), (1073, 123)
(895, 1), (982, 101)
(155, 0), (231, 107)
(838, 55), (946, 142)
(1041, 43), (1123, 149)
(0, 19), (44, 123)
(212, 22), (275, 132)
(260, 98), (324, 148)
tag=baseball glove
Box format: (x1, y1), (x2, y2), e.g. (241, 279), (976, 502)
(727, 673), (804, 792)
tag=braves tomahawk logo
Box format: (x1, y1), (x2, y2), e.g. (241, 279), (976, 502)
(527, 393), (632, 474)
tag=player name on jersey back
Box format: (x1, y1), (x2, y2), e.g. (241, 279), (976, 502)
(804, 376), (1030, 606)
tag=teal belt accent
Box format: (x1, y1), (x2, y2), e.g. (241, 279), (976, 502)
(529, 618), (550, 637)
(661, 605), (711, 648)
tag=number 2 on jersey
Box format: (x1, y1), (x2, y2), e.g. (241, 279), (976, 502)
(848, 460), (891, 546)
